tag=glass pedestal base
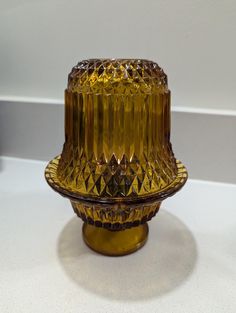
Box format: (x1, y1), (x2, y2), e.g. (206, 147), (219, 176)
(82, 223), (149, 256)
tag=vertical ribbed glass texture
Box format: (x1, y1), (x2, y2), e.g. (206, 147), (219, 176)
(45, 59), (188, 254)
(57, 59), (178, 198)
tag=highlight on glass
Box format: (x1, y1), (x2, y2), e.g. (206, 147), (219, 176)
(45, 59), (188, 256)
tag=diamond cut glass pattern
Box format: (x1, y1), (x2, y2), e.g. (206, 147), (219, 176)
(45, 59), (188, 256)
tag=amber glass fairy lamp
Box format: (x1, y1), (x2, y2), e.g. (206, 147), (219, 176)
(45, 59), (188, 256)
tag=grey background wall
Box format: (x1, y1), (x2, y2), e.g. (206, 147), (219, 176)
(1, 0), (236, 110)
(1, 100), (236, 184)
(0, 0), (236, 183)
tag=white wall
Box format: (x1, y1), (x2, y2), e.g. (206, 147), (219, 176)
(0, 0), (235, 110)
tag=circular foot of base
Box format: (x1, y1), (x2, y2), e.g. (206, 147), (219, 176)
(82, 223), (149, 256)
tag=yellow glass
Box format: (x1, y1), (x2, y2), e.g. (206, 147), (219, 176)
(45, 59), (188, 256)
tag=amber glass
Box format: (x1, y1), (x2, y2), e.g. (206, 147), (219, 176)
(45, 59), (187, 256)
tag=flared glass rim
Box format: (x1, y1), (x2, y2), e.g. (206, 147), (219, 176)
(45, 155), (188, 205)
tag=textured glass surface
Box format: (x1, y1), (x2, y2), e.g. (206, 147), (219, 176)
(56, 59), (181, 199)
(45, 59), (188, 255)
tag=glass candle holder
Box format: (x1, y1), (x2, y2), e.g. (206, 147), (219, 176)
(45, 59), (188, 256)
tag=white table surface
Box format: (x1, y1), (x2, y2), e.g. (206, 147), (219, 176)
(0, 157), (236, 313)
